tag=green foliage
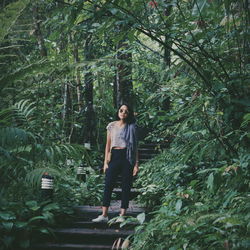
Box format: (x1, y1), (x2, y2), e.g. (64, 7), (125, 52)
(131, 148), (250, 249)
(0, 195), (60, 249)
(0, 0), (30, 41)
(53, 166), (104, 207)
(0, 100), (87, 186)
(0, 99), (99, 249)
(0, 0), (249, 249)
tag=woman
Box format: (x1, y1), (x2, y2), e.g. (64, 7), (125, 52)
(92, 104), (139, 223)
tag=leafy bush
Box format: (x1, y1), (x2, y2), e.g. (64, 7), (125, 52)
(131, 147), (250, 249)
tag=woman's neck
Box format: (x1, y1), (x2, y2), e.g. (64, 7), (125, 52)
(117, 120), (126, 126)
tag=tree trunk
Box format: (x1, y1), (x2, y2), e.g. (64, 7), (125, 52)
(163, 0), (173, 70)
(161, 1), (173, 111)
(113, 65), (118, 108)
(243, 0), (250, 65)
(114, 39), (133, 108)
(164, 34), (171, 68)
(32, 5), (47, 57)
(72, 39), (82, 112)
(83, 34), (95, 145)
(62, 82), (72, 140)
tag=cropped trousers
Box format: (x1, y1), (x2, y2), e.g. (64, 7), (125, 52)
(102, 148), (134, 209)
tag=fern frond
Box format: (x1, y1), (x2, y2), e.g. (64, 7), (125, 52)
(0, 59), (48, 91)
(13, 99), (36, 125)
(0, 100), (36, 127)
(0, 108), (15, 127)
(0, 127), (36, 148)
(0, 0), (30, 41)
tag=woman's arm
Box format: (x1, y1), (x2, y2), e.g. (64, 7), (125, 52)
(103, 131), (111, 172)
(135, 149), (139, 164)
(133, 124), (139, 176)
(133, 149), (139, 176)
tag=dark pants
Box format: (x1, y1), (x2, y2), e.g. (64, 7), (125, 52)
(102, 148), (134, 209)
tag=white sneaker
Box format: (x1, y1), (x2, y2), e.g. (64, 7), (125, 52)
(92, 215), (109, 223)
(116, 215), (125, 223)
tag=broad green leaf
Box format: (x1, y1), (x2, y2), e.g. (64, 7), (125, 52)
(0, 211), (16, 221)
(175, 199), (182, 213)
(42, 203), (60, 212)
(207, 173), (214, 191)
(28, 216), (45, 223)
(15, 221), (28, 229)
(137, 213), (145, 224)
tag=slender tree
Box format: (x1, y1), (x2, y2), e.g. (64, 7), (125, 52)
(83, 33), (95, 145)
(72, 35), (83, 112)
(32, 4), (47, 57)
(114, 32), (133, 108)
(62, 81), (72, 140)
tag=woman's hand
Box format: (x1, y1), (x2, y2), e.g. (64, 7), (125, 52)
(103, 163), (109, 173)
(133, 164), (139, 176)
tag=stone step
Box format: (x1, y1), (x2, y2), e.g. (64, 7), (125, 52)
(31, 200), (145, 250)
(72, 201), (144, 221)
(138, 153), (158, 159)
(70, 220), (139, 230)
(139, 143), (168, 150)
(46, 228), (134, 245)
(138, 143), (162, 148)
(138, 148), (159, 153)
(31, 243), (114, 250)
(72, 207), (144, 221)
(139, 143), (159, 148)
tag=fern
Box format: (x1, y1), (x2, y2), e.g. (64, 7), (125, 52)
(0, 60), (49, 92)
(0, 100), (86, 187)
(0, 0), (30, 41)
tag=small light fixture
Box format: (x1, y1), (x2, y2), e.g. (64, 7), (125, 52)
(77, 164), (89, 182)
(84, 142), (91, 150)
(41, 172), (54, 199)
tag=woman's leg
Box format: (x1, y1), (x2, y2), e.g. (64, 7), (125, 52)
(102, 156), (120, 209)
(120, 160), (134, 212)
(102, 206), (109, 217)
(120, 208), (126, 216)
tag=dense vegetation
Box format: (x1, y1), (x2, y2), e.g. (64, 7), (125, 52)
(0, 0), (249, 249)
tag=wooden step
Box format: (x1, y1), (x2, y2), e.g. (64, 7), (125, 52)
(139, 143), (160, 148)
(32, 242), (115, 250)
(139, 143), (168, 149)
(70, 220), (139, 230)
(138, 148), (159, 153)
(138, 153), (158, 159)
(73, 204), (144, 220)
(47, 228), (134, 245)
(31, 200), (145, 250)
(33, 227), (134, 247)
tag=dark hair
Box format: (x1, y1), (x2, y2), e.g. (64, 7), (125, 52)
(115, 103), (136, 124)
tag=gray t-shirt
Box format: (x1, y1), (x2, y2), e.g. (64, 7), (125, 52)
(106, 121), (127, 149)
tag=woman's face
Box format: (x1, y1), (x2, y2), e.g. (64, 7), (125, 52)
(118, 105), (129, 121)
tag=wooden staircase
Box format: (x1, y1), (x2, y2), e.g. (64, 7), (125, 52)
(30, 143), (163, 250)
